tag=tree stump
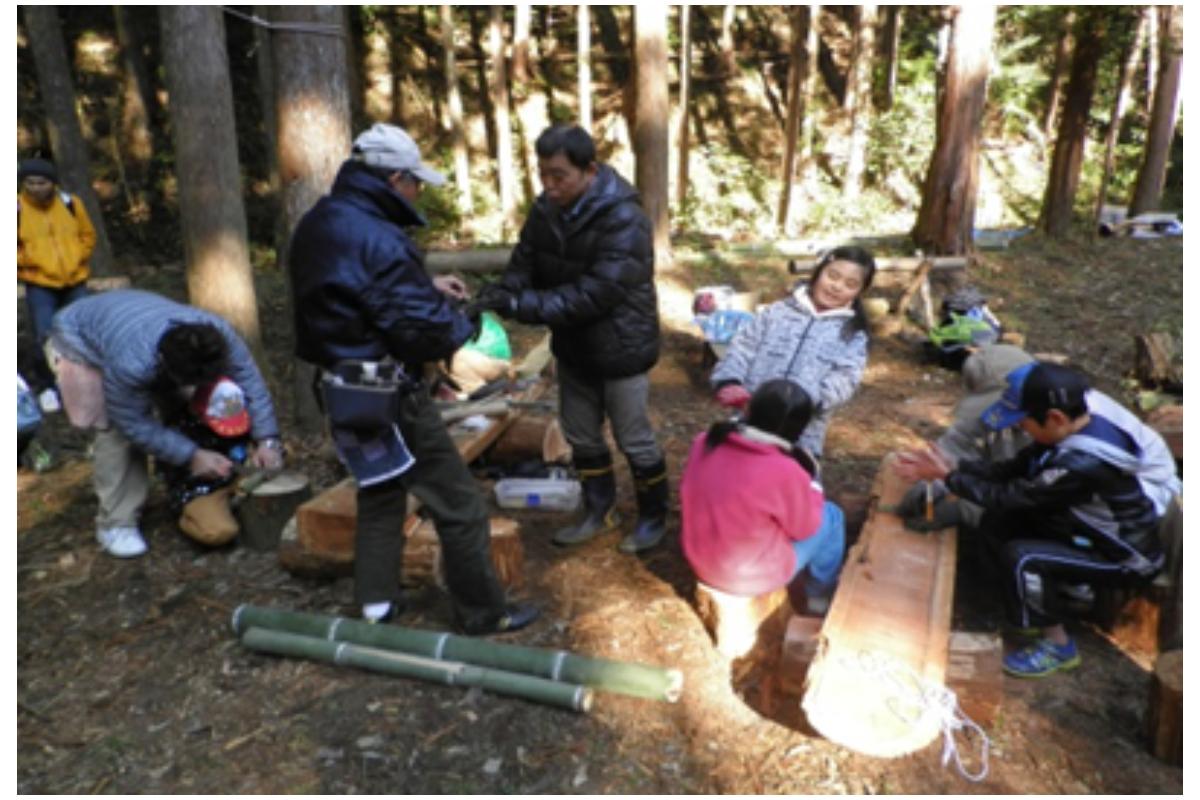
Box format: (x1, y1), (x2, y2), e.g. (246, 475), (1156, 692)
(403, 516), (524, 590)
(1134, 333), (1182, 390)
(1146, 650), (1183, 766)
(694, 582), (790, 660)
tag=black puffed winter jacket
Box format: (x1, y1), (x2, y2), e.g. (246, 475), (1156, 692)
(288, 161), (474, 371)
(497, 164), (659, 379)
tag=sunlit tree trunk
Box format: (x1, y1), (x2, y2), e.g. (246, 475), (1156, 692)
(1128, 5), (1182, 217)
(1144, 7), (1158, 116)
(440, 5), (473, 212)
(489, 7), (518, 237)
(1094, 11), (1145, 227)
(1040, 10), (1108, 238)
(777, 6), (805, 231)
(719, 5), (737, 76)
(269, 5), (352, 431)
(843, 4), (877, 200)
(634, 5), (671, 264)
(881, 6), (902, 110)
(160, 6), (259, 343)
(578, 5), (592, 130)
(468, 10), (497, 161)
(799, 5), (820, 188)
(1041, 8), (1075, 143)
(23, 6), (117, 278)
(676, 4), (692, 208)
(512, 4), (548, 205)
(912, 5), (996, 255)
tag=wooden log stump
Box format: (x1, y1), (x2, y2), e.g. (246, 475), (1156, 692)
(695, 582), (790, 660)
(487, 415), (572, 465)
(1134, 333), (1182, 390)
(945, 632), (1003, 728)
(1146, 650), (1183, 766)
(404, 516), (524, 590)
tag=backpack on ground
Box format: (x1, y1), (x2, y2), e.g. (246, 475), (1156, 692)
(923, 286), (1002, 371)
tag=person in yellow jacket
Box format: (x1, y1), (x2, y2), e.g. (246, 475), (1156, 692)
(17, 158), (95, 411)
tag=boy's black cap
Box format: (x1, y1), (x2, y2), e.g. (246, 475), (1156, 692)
(18, 158), (58, 183)
(982, 361), (1089, 430)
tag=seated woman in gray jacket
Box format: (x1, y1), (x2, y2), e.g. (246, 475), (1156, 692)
(711, 246), (876, 457)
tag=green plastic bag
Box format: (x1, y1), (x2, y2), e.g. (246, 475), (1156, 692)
(463, 311), (512, 360)
(927, 312), (996, 349)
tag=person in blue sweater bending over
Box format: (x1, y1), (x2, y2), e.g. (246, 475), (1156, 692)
(896, 362), (1180, 678)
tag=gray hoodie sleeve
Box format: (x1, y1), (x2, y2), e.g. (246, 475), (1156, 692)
(815, 329), (868, 410)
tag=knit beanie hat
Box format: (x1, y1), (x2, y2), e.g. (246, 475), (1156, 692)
(18, 158), (58, 183)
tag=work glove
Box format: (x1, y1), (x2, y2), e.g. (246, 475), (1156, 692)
(474, 284), (518, 318)
(714, 383), (751, 409)
(895, 480), (961, 532)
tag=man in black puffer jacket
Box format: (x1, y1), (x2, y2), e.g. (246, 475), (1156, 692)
(478, 125), (667, 554)
(289, 123), (538, 636)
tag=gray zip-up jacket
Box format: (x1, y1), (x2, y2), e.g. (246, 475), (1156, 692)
(51, 289), (279, 466)
(710, 286), (868, 455)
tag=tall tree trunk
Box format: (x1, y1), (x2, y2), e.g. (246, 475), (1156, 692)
(799, 5), (821, 188)
(253, 5), (285, 260)
(676, 4), (692, 208)
(578, 5), (592, 130)
(634, 5), (671, 265)
(441, 5), (474, 212)
(1094, 10), (1145, 228)
(468, 10), (497, 161)
(1144, 7), (1159, 115)
(362, 12), (394, 121)
(268, 5), (353, 432)
(843, 4), (877, 200)
(1128, 5), (1182, 216)
(23, 6), (117, 278)
(911, 5), (996, 255)
(512, 3), (546, 205)
(719, 5), (737, 76)
(881, 6), (902, 110)
(160, 6), (259, 343)
(1040, 10), (1108, 237)
(112, 7), (156, 181)
(777, 6), (805, 231)
(489, 6), (518, 237)
(1041, 8), (1075, 143)
(387, 8), (409, 125)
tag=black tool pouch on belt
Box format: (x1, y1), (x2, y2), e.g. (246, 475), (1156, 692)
(320, 361), (417, 430)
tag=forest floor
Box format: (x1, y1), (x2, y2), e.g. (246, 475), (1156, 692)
(16, 234), (1184, 794)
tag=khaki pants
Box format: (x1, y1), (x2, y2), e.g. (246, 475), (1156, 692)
(92, 426), (150, 530)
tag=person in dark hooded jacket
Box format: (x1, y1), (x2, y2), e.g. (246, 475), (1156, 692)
(288, 123), (538, 636)
(476, 124), (667, 554)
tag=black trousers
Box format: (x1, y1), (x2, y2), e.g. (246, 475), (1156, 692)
(354, 389), (506, 628)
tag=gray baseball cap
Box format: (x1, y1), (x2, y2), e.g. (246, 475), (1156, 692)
(352, 123), (446, 186)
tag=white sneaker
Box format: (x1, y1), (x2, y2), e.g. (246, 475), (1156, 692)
(38, 388), (61, 414)
(97, 526), (148, 558)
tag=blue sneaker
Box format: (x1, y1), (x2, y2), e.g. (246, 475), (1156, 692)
(1003, 638), (1080, 678)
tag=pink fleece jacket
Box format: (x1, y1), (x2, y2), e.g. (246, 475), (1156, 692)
(680, 431), (825, 596)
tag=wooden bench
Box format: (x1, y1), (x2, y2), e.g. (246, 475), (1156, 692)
(800, 452), (960, 758)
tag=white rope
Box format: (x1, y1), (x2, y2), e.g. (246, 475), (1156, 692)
(843, 650), (991, 783)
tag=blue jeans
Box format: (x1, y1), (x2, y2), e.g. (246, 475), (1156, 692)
(23, 282), (88, 390)
(790, 500), (846, 598)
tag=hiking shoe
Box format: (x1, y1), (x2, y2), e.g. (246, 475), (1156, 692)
(1003, 638), (1080, 678)
(96, 526), (148, 558)
(461, 603), (541, 636)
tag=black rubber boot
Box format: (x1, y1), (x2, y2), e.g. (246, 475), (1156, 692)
(619, 459), (668, 554)
(553, 454), (621, 546)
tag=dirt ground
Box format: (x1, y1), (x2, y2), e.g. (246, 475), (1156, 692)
(16, 235), (1183, 793)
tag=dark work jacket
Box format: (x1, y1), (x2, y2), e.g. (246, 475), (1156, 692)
(946, 417), (1168, 574)
(498, 164), (659, 379)
(288, 161), (474, 371)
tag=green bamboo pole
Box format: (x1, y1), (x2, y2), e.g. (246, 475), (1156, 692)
(240, 627), (593, 713)
(232, 604), (683, 702)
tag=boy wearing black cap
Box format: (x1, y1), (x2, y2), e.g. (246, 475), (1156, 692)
(897, 362), (1180, 678)
(17, 158), (96, 411)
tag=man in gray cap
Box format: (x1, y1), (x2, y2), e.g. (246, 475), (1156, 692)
(287, 123), (539, 636)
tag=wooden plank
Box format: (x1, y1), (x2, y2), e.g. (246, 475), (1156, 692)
(801, 453), (958, 758)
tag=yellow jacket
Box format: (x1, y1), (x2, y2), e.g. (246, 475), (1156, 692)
(17, 190), (95, 289)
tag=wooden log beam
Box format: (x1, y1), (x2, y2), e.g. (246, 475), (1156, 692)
(801, 453), (958, 758)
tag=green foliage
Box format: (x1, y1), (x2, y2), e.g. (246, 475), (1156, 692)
(674, 142), (774, 239)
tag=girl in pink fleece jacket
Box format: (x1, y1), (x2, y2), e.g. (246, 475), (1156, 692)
(681, 379), (845, 613)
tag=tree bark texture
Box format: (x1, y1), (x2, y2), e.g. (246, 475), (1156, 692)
(160, 6), (259, 343)
(776, 6), (805, 230)
(268, 5), (353, 432)
(1094, 10), (1146, 228)
(881, 6), (902, 110)
(577, 5), (592, 131)
(633, 5), (671, 264)
(799, 5), (820, 186)
(675, 4), (692, 207)
(843, 5), (877, 200)
(1041, 8), (1075, 142)
(912, 5), (996, 255)
(1144, 7), (1159, 115)
(441, 5), (474, 212)
(1128, 5), (1182, 217)
(22, 6), (117, 277)
(1040, 11), (1107, 237)
(488, 6), (518, 237)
